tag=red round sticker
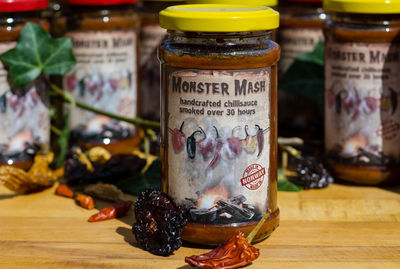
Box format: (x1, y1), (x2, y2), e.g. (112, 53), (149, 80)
(240, 164), (266, 191)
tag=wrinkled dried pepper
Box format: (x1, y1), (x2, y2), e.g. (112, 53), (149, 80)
(226, 127), (243, 159)
(75, 194), (95, 210)
(206, 127), (223, 171)
(185, 231), (259, 269)
(55, 184), (75, 198)
(171, 121), (186, 152)
(88, 201), (132, 222)
(242, 125), (257, 153)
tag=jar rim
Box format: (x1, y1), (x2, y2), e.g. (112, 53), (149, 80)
(66, 0), (139, 5)
(187, 0), (278, 7)
(0, 0), (48, 12)
(324, 0), (400, 14)
(159, 4), (279, 32)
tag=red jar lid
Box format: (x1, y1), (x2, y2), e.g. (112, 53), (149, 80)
(67, 0), (139, 5)
(0, 0), (48, 12)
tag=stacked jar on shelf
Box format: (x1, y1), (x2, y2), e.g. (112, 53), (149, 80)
(63, 0), (140, 154)
(323, 0), (400, 185)
(0, 0), (50, 170)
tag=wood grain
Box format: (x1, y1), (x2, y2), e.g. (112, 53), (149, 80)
(0, 184), (400, 269)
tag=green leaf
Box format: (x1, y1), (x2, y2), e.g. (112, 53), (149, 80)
(116, 159), (162, 196)
(0, 22), (76, 87)
(55, 110), (70, 167)
(279, 42), (325, 112)
(278, 169), (303, 192)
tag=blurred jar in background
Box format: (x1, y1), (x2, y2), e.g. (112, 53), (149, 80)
(324, 0), (400, 185)
(64, 0), (140, 154)
(277, 0), (326, 141)
(0, 0), (50, 170)
(137, 0), (185, 122)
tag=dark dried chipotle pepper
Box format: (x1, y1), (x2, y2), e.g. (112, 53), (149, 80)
(132, 189), (187, 256)
(185, 231), (260, 269)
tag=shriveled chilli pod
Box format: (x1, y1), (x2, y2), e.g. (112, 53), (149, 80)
(55, 184), (75, 198)
(185, 211), (271, 269)
(88, 201), (132, 222)
(255, 124), (264, 158)
(75, 194), (95, 210)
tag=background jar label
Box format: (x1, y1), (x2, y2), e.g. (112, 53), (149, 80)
(325, 42), (400, 165)
(278, 28), (324, 78)
(64, 30), (137, 142)
(0, 42), (50, 161)
(166, 67), (271, 225)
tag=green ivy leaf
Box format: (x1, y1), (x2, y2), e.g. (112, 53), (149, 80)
(279, 42), (325, 112)
(0, 22), (76, 87)
(278, 169), (303, 192)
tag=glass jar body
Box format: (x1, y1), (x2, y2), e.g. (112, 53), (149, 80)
(64, 5), (140, 154)
(0, 12), (50, 170)
(159, 30), (280, 245)
(324, 13), (400, 185)
(277, 1), (326, 140)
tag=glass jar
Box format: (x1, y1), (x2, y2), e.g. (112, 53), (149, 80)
(324, 0), (400, 185)
(159, 4), (280, 245)
(137, 0), (184, 122)
(0, 0), (50, 170)
(277, 0), (326, 140)
(63, 0), (140, 154)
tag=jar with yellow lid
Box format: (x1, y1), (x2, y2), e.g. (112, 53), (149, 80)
(187, 0), (278, 40)
(137, 0), (185, 122)
(0, 0), (50, 170)
(63, 0), (141, 154)
(159, 4), (280, 245)
(324, 0), (400, 185)
(278, 0), (326, 77)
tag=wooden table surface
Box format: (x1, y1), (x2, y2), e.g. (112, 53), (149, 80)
(1, 183), (400, 269)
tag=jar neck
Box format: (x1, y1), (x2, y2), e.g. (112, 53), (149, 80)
(167, 30), (272, 44)
(329, 12), (400, 27)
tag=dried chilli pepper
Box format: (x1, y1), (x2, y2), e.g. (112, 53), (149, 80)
(197, 127), (215, 160)
(206, 126), (223, 171)
(185, 231), (259, 269)
(75, 194), (95, 210)
(242, 125), (257, 154)
(187, 129), (202, 159)
(88, 201), (132, 222)
(171, 121), (186, 152)
(55, 184), (75, 198)
(255, 125), (264, 158)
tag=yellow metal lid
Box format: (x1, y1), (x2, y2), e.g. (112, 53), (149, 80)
(188, 0), (278, 7)
(323, 0), (400, 14)
(159, 4), (279, 32)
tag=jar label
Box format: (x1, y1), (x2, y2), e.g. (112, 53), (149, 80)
(140, 24), (166, 120)
(0, 42), (50, 161)
(325, 42), (400, 165)
(64, 30), (137, 142)
(166, 67), (271, 225)
(278, 28), (324, 77)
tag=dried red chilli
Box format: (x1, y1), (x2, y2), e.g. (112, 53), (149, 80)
(185, 231), (260, 269)
(206, 126), (223, 172)
(88, 201), (132, 222)
(55, 184), (75, 198)
(171, 121), (186, 152)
